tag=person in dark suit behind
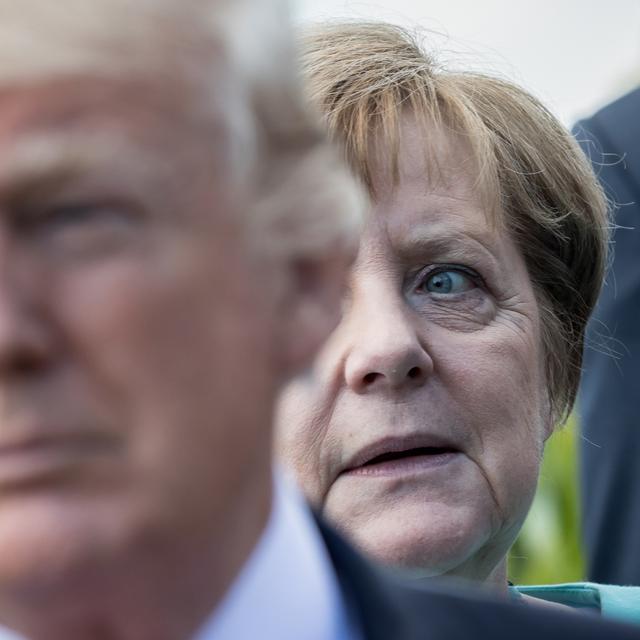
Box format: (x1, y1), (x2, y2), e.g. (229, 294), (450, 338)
(0, 2), (635, 639)
(575, 86), (640, 586)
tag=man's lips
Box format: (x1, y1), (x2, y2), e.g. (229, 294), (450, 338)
(0, 432), (117, 455)
(340, 434), (462, 476)
(0, 430), (120, 486)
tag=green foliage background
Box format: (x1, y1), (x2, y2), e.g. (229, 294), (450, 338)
(508, 416), (584, 585)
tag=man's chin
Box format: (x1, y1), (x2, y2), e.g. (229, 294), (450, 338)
(0, 499), (143, 598)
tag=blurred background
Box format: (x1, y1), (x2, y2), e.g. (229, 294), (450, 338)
(292, 0), (640, 127)
(292, 0), (640, 585)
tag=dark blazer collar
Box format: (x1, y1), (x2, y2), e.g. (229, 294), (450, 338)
(315, 516), (414, 640)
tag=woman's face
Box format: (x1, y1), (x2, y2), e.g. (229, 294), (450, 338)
(276, 117), (552, 586)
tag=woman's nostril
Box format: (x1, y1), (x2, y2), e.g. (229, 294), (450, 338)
(407, 366), (422, 379)
(363, 372), (378, 385)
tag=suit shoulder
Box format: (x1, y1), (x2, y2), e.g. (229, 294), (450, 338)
(576, 87), (640, 148)
(587, 87), (640, 128)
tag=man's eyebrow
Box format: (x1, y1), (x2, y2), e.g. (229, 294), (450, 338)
(0, 132), (149, 199)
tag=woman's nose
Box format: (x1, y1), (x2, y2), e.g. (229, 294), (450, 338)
(343, 305), (433, 394)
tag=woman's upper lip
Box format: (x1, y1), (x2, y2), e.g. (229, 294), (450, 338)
(341, 433), (461, 473)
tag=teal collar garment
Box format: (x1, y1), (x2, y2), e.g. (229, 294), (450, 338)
(510, 582), (640, 627)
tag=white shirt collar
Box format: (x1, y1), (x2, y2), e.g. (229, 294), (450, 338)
(193, 471), (360, 640)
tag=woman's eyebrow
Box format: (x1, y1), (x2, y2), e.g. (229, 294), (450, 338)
(395, 226), (501, 265)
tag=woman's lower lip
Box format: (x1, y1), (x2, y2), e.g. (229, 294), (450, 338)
(343, 451), (460, 477)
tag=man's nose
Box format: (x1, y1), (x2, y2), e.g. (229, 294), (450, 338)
(0, 246), (54, 378)
(343, 301), (433, 394)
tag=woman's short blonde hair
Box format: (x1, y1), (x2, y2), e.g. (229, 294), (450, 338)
(300, 22), (608, 424)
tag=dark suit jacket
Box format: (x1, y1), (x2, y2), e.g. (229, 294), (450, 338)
(574, 87), (640, 585)
(318, 519), (640, 639)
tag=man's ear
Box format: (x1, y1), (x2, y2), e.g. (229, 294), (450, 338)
(275, 250), (350, 378)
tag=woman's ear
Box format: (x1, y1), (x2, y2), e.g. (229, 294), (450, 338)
(275, 250), (350, 378)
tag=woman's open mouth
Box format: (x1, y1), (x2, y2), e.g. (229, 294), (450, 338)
(342, 439), (461, 478)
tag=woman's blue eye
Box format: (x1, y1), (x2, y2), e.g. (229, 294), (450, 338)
(423, 270), (475, 294)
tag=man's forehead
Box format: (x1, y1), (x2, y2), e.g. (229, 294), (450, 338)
(0, 0), (232, 84)
(0, 79), (233, 196)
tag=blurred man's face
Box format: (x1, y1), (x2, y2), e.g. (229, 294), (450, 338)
(0, 74), (282, 595)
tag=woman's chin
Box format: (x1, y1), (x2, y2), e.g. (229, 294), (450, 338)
(335, 505), (497, 580)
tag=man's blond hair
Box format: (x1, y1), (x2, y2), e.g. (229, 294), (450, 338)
(0, 0), (362, 259)
(301, 22), (609, 423)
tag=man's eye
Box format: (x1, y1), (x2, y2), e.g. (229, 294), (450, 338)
(17, 199), (140, 239)
(419, 269), (477, 295)
(15, 199), (143, 259)
(42, 203), (120, 228)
